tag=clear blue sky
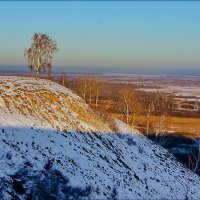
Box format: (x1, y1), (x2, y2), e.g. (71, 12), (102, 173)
(0, 1), (200, 73)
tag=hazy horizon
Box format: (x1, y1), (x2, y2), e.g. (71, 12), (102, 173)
(1, 65), (200, 76)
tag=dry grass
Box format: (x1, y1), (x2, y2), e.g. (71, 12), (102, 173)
(0, 77), (110, 133)
(112, 113), (200, 138)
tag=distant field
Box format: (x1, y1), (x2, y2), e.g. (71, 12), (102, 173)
(112, 113), (200, 138)
(137, 86), (200, 97)
(167, 117), (200, 138)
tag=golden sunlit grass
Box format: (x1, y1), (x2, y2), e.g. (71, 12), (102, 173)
(0, 79), (110, 133)
(112, 113), (200, 138)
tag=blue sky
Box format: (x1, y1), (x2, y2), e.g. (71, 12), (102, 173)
(0, 1), (200, 73)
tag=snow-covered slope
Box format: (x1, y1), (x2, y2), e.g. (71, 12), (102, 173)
(0, 76), (110, 133)
(1, 76), (200, 199)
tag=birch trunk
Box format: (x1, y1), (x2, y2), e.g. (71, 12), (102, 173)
(95, 90), (99, 108)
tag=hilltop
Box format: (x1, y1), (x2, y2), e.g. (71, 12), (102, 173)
(0, 76), (109, 133)
(0, 76), (200, 199)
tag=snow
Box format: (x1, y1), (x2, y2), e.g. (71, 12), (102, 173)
(0, 76), (110, 133)
(138, 86), (200, 99)
(1, 76), (200, 199)
(175, 97), (200, 102)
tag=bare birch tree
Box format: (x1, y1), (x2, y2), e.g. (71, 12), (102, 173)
(153, 113), (170, 145)
(144, 103), (155, 135)
(129, 101), (143, 130)
(119, 86), (136, 124)
(75, 75), (89, 102)
(24, 33), (58, 77)
(87, 78), (95, 105)
(93, 79), (101, 108)
(154, 113), (169, 136)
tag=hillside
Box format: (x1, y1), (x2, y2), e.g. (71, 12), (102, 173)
(1, 76), (200, 199)
(0, 76), (109, 133)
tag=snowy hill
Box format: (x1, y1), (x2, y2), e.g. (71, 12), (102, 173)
(1, 76), (200, 199)
(0, 76), (109, 133)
